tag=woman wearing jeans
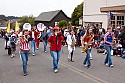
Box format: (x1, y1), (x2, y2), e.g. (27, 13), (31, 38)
(16, 30), (30, 76)
(104, 27), (113, 68)
(48, 26), (64, 73)
(81, 28), (94, 69)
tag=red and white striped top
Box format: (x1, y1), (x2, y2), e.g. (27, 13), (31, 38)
(19, 38), (30, 52)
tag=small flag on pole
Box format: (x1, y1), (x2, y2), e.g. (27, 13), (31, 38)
(7, 21), (10, 33)
(15, 21), (19, 32)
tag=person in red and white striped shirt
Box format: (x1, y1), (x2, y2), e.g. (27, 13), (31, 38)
(16, 30), (30, 76)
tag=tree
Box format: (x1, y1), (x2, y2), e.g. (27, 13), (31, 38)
(58, 20), (68, 29)
(71, 2), (83, 26)
(18, 15), (35, 29)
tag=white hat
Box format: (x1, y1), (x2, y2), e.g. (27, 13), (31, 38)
(11, 34), (16, 37)
(117, 26), (120, 28)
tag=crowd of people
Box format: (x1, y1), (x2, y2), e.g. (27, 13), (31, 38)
(1, 24), (125, 76)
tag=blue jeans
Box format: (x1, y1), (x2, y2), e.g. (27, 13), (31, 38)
(83, 48), (91, 67)
(121, 48), (125, 57)
(31, 40), (36, 55)
(20, 51), (30, 74)
(104, 45), (113, 66)
(42, 40), (47, 52)
(50, 50), (61, 70)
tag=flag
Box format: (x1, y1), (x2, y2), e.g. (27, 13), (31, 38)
(107, 12), (113, 28)
(15, 21), (19, 32)
(7, 21), (10, 33)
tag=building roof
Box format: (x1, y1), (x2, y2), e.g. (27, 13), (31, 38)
(100, 5), (125, 13)
(35, 10), (69, 22)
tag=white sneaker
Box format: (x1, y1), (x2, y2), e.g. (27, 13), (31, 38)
(11, 54), (14, 58)
(44, 51), (47, 53)
(105, 63), (108, 66)
(54, 69), (58, 73)
(90, 57), (93, 60)
(102, 52), (106, 55)
(13, 54), (16, 57)
(84, 64), (87, 67)
(110, 65), (113, 68)
(36, 48), (39, 50)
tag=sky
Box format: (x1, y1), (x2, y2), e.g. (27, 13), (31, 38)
(0, 0), (83, 17)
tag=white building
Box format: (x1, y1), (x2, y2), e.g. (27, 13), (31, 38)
(83, 0), (125, 29)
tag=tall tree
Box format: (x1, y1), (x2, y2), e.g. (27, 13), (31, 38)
(58, 20), (68, 29)
(71, 2), (83, 26)
(18, 15), (35, 29)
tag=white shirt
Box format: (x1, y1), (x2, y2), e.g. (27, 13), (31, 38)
(32, 32), (35, 38)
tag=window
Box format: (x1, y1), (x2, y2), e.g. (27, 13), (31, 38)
(111, 15), (125, 28)
(116, 16), (124, 26)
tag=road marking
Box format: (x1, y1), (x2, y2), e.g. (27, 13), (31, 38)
(43, 55), (108, 83)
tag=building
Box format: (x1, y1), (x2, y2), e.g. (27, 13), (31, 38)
(83, 0), (125, 29)
(35, 10), (71, 27)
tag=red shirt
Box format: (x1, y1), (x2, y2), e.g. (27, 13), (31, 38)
(48, 34), (64, 51)
(84, 35), (93, 42)
(29, 31), (39, 40)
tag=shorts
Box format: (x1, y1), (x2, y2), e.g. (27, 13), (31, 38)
(11, 47), (16, 52)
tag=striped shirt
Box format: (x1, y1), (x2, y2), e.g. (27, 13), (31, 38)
(104, 32), (113, 46)
(19, 38), (30, 52)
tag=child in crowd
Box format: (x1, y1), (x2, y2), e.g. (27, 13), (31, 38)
(10, 34), (17, 58)
(122, 50), (125, 59)
(112, 40), (122, 56)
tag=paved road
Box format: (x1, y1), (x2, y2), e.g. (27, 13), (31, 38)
(0, 39), (125, 83)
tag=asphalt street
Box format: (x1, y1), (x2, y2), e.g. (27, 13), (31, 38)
(0, 39), (125, 83)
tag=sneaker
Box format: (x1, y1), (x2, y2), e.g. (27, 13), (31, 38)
(13, 54), (16, 57)
(70, 60), (74, 62)
(109, 65), (113, 68)
(105, 63), (108, 66)
(11, 54), (14, 58)
(32, 54), (35, 56)
(24, 73), (27, 76)
(102, 52), (106, 55)
(36, 48), (39, 50)
(84, 64), (87, 67)
(90, 57), (93, 60)
(87, 66), (92, 69)
(117, 55), (121, 57)
(44, 51), (47, 53)
(54, 69), (58, 73)
(68, 58), (71, 62)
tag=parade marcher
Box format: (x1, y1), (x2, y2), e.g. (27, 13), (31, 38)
(35, 29), (40, 50)
(41, 29), (48, 53)
(81, 28), (94, 69)
(104, 27), (114, 68)
(29, 28), (39, 56)
(48, 25), (64, 73)
(66, 30), (76, 62)
(16, 30), (30, 76)
(93, 24), (99, 48)
(4, 33), (11, 55)
(47, 26), (53, 37)
(64, 28), (69, 46)
(10, 33), (17, 58)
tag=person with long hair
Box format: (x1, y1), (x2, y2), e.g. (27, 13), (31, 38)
(81, 28), (94, 68)
(16, 30), (30, 76)
(48, 26), (64, 73)
(104, 27), (113, 68)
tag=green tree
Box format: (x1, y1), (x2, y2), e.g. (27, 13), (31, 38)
(58, 20), (68, 29)
(18, 15), (35, 29)
(71, 2), (83, 26)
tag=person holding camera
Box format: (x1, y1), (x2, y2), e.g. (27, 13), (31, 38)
(16, 30), (30, 76)
(48, 25), (64, 73)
